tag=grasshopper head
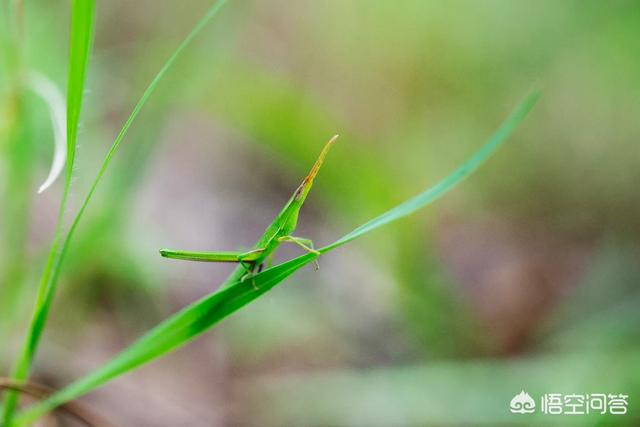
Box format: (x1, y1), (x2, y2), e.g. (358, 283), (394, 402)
(293, 134), (338, 203)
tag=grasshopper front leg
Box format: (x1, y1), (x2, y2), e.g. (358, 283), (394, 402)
(159, 248), (264, 263)
(278, 236), (321, 270)
(160, 247), (265, 290)
(238, 251), (262, 290)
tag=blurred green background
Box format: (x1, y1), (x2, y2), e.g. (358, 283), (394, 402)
(1, 0), (639, 425)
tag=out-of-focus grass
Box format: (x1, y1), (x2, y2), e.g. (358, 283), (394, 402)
(15, 90), (538, 425)
(1, 0), (639, 425)
(2, 0), (96, 422)
(242, 350), (640, 427)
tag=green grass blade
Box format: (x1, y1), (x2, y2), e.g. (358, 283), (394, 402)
(34, 0), (228, 343)
(6, 0), (227, 423)
(2, 1), (96, 423)
(65, 0), (95, 180)
(15, 253), (313, 425)
(15, 92), (539, 424)
(323, 90), (540, 252)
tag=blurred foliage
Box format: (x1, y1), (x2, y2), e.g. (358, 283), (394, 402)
(1, 0), (639, 425)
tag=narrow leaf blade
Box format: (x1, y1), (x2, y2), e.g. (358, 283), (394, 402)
(324, 90), (540, 251)
(15, 91), (538, 424)
(9, 0), (227, 424)
(2, 1), (96, 423)
(65, 0), (96, 174)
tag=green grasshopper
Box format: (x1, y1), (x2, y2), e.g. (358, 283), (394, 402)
(159, 135), (338, 284)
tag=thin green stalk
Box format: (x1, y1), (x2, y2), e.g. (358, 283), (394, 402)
(15, 91), (539, 425)
(4, 0), (227, 424)
(34, 0), (228, 355)
(2, 0), (96, 423)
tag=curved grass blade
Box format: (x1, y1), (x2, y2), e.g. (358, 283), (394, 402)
(26, 71), (67, 194)
(2, 1), (96, 423)
(13, 256), (314, 426)
(323, 90), (540, 252)
(41, 0), (229, 322)
(5, 0), (228, 424)
(14, 91), (539, 425)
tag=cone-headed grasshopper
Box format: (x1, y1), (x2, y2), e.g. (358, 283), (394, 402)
(160, 135), (338, 282)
